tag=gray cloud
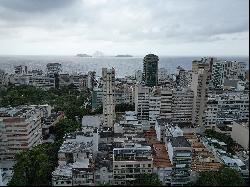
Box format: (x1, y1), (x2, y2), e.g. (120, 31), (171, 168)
(0, 0), (78, 12)
(0, 0), (248, 55)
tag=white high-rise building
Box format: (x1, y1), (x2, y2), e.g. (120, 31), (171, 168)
(149, 88), (161, 126)
(204, 92), (249, 127)
(0, 106), (43, 161)
(172, 88), (194, 126)
(211, 60), (247, 89)
(134, 84), (150, 123)
(191, 57), (214, 127)
(176, 67), (192, 88)
(160, 87), (173, 120)
(102, 68), (116, 127)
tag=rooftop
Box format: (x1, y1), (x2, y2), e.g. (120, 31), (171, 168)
(59, 141), (92, 153)
(170, 136), (191, 148)
(0, 106), (34, 117)
(152, 142), (172, 168)
(156, 118), (172, 126)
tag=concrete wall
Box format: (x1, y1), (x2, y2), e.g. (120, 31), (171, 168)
(231, 122), (249, 150)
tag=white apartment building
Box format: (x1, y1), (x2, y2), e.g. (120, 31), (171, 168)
(191, 58), (213, 127)
(204, 92), (249, 127)
(10, 73), (55, 90)
(176, 66), (192, 88)
(102, 68), (116, 127)
(134, 84), (150, 123)
(52, 128), (96, 186)
(166, 136), (192, 186)
(0, 106), (43, 161)
(159, 87), (172, 120)
(149, 91), (161, 126)
(113, 144), (153, 186)
(211, 60), (246, 89)
(172, 88), (194, 126)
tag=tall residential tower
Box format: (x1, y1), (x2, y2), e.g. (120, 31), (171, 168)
(143, 54), (159, 87)
(102, 68), (116, 127)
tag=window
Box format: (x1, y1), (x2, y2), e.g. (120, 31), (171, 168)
(126, 164), (133, 167)
(148, 164), (151, 167)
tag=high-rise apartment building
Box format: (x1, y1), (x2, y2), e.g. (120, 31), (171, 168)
(134, 84), (150, 123)
(191, 57), (214, 127)
(149, 88), (161, 126)
(176, 66), (192, 88)
(102, 68), (116, 127)
(172, 88), (194, 126)
(0, 106), (43, 161)
(160, 87), (173, 120)
(211, 60), (247, 89)
(204, 92), (249, 127)
(143, 54), (159, 87)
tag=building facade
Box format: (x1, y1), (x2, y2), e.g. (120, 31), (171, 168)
(102, 68), (116, 127)
(0, 107), (43, 161)
(143, 54), (159, 87)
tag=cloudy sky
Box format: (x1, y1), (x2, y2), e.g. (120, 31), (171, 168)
(0, 0), (248, 56)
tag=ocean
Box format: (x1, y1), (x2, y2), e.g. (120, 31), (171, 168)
(0, 55), (248, 78)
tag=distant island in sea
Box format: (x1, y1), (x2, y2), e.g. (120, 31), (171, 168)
(115, 54), (133, 57)
(76, 54), (92, 57)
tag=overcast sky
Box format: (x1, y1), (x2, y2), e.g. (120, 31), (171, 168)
(0, 0), (248, 56)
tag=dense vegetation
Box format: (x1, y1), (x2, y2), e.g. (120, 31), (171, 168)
(204, 129), (239, 154)
(195, 166), (246, 186)
(115, 103), (135, 112)
(134, 173), (162, 186)
(0, 84), (91, 120)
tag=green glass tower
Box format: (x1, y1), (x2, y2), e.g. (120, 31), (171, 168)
(143, 54), (159, 87)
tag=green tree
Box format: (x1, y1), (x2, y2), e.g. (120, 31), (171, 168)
(52, 118), (81, 141)
(115, 103), (135, 112)
(204, 129), (238, 154)
(8, 143), (58, 186)
(196, 166), (245, 186)
(134, 173), (162, 186)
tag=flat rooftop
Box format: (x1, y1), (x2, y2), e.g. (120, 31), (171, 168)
(59, 141), (92, 153)
(156, 118), (172, 126)
(170, 136), (191, 148)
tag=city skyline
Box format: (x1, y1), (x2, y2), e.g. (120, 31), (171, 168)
(0, 0), (249, 56)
